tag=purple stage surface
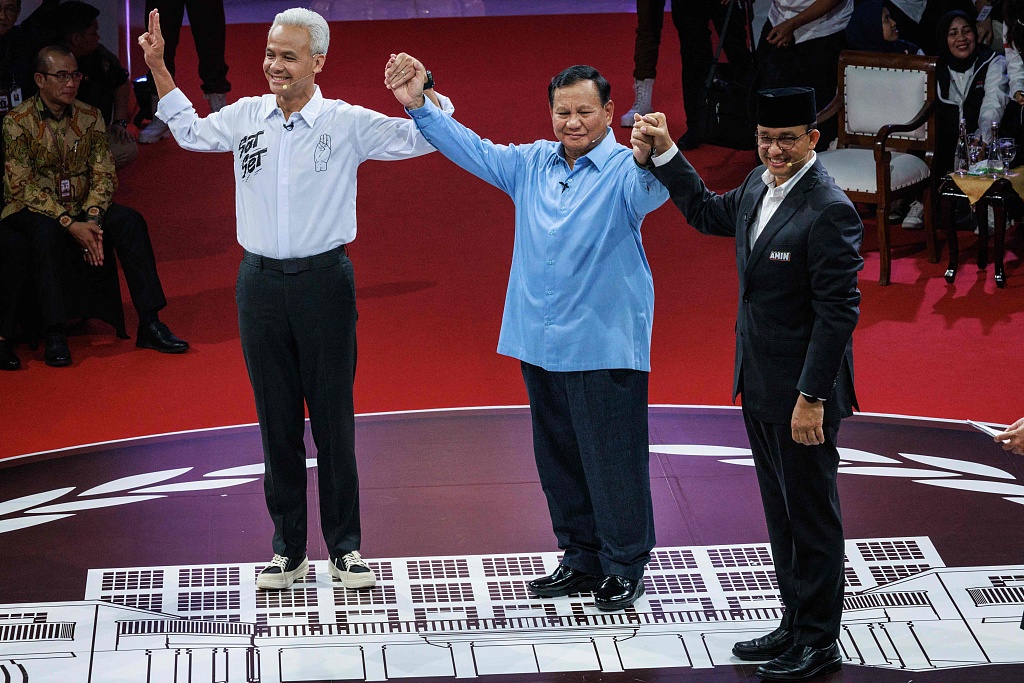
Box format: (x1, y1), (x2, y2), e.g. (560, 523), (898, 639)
(1, 406), (1022, 682)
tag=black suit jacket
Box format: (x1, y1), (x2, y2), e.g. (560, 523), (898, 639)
(653, 153), (863, 425)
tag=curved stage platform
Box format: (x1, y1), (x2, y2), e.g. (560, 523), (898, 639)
(1, 406), (1023, 682)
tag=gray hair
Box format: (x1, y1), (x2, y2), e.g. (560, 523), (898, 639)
(270, 8), (329, 56)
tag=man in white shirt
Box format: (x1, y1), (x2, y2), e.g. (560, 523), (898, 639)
(138, 7), (451, 590)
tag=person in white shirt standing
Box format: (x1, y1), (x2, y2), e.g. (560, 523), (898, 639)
(137, 7), (452, 591)
(755, 0), (854, 146)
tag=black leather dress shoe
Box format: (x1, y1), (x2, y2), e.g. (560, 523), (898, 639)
(528, 565), (603, 598)
(0, 339), (20, 370)
(44, 332), (71, 367)
(755, 643), (842, 681)
(733, 626), (794, 661)
(594, 575), (645, 611)
(136, 321), (189, 353)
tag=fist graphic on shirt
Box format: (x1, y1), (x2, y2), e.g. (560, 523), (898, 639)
(315, 134), (331, 172)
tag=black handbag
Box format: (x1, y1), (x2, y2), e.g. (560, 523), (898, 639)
(698, 0), (756, 150)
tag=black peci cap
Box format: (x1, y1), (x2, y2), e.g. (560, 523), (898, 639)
(756, 87), (817, 128)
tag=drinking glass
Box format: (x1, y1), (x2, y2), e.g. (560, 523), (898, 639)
(967, 134), (985, 174)
(1000, 138), (1017, 175)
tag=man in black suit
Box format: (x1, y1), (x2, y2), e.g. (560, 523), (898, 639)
(631, 87), (862, 682)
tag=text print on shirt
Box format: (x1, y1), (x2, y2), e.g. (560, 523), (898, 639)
(239, 130), (268, 181)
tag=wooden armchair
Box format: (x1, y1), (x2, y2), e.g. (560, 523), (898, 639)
(816, 50), (939, 286)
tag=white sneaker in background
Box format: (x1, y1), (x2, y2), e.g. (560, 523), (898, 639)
(888, 196), (908, 221)
(901, 200), (925, 229)
(205, 92), (227, 113)
(138, 117), (170, 144)
(620, 78), (654, 127)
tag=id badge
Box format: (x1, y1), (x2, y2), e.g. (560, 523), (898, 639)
(0, 91), (10, 115)
(10, 86), (22, 108)
(57, 173), (74, 202)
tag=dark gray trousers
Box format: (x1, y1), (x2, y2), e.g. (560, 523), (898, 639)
(0, 222), (27, 339)
(521, 362), (655, 581)
(5, 204), (166, 327)
(237, 249), (359, 560)
(743, 409), (845, 648)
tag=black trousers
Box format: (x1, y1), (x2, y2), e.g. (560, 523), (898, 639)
(521, 362), (655, 581)
(743, 409), (845, 648)
(754, 23), (844, 145)
(0, 222), (28, 339)
(145, 0), (230, 94)
(237, 249), (359, 561)
(633, 0), (752, 127)
(5, 204), (166, 328)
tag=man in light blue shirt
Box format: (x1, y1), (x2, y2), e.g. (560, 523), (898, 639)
(386, 57), (668, 610)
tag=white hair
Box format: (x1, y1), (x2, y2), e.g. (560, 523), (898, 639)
(270, 8), (330, 56)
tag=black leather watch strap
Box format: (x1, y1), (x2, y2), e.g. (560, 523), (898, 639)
(423, 70), (434, 91)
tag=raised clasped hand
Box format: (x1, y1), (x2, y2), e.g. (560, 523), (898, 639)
(384, 53), (425, 108)
(633, 112), (673, 157)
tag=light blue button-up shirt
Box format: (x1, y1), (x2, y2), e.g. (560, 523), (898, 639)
(408, 99), (668, 372)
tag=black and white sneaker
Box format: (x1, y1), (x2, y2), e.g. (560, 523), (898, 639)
(328, 550), (376, 589)
(256, 554), (309, 590)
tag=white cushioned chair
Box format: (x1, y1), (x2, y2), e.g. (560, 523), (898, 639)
(817, 51), (939, 286)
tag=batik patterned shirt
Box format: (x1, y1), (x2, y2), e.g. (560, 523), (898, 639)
(2, 95), (117, 220)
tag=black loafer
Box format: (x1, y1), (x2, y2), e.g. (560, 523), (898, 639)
(527, 564), (603, 598)
(136, 321), (189, 353)
(0, 339), (20, 370)
(755, 643), (842, 681)
(44, 332), (71, 367)
(733, 626), (794, 661)
(594, 575), (645, 611)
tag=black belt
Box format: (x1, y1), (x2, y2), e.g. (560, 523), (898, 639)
(242, 244), (347, 274)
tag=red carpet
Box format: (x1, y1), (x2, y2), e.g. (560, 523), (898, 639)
(1, 14), (1022, 460)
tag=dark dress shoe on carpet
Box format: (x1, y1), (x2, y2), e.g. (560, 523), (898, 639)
(136, 321), (189, 353)
(733, 626), (794, 661)
(44, 332), (71, 367)
(755, 643), (842, 681)
(0, 340), (20, 370)
(677, 129), (702, 150)
(594, 575), (645, 611)
(528, 564), (603, 597)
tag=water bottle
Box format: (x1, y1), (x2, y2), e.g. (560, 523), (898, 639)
(989, 120), (1001, 177)
(954, 118), (969, 175)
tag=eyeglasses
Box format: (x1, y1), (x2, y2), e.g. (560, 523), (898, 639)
(755, 131), (810, 150)
(38, 71), (84, 84)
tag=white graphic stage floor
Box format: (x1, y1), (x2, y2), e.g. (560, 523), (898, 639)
(2, 536), (1023, 682)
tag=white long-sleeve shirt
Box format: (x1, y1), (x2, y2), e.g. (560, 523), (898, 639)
(1005, 42), (1024, 100)
(939, 52), (1009, 144)
(156, 86), (454, 258)
(768, 0), (853, 44)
